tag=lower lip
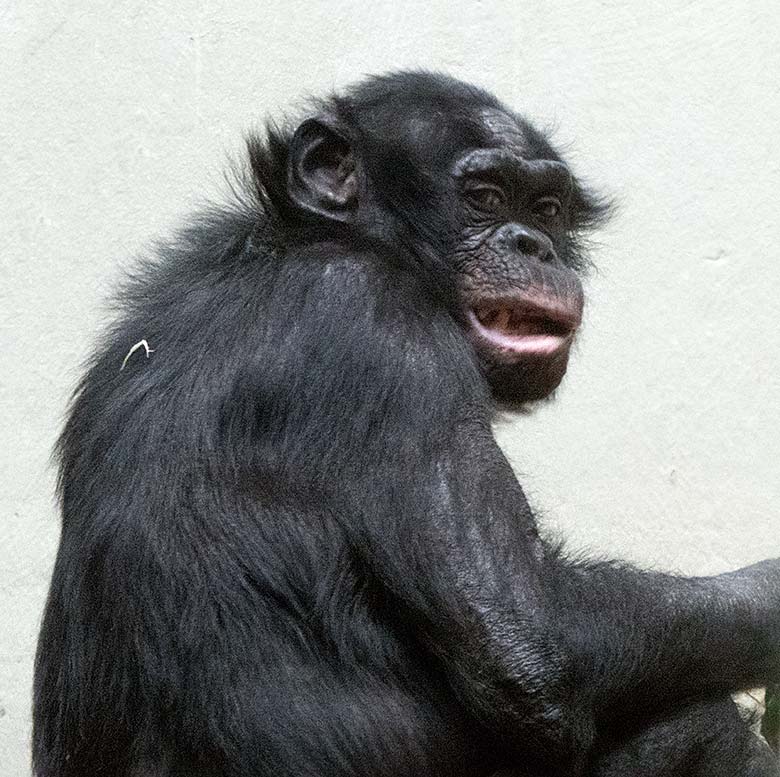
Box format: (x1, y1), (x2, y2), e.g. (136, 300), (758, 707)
(467, 310), (574, 357)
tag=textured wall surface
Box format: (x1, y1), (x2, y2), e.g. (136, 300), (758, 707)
(2, 1), (779, 773)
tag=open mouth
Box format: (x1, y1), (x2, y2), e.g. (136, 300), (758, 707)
(467, 296), (581, 357)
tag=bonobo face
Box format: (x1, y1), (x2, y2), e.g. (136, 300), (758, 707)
(451, 110), (586, 406)
(277, 75), (604, 407)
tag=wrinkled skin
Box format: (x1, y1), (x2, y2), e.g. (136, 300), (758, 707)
(33, 72), (780, 777)
(452, 141), (586, 403)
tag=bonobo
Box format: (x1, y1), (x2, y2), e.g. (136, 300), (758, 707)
(34, 72), (780, 777)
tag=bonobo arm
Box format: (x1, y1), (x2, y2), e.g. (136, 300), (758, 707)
(308, 271), (778, 768)
(419, 436), (780, 758)
(351, 419), (780, 769)
(544, 553), (780, 728)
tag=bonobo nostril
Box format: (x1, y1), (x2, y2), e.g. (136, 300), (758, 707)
(516, 231), (542, 257)
(504, 224), (554, 262)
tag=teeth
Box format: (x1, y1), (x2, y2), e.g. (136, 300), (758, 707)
(494, 309), (511, 331)
(476, 307), (495, 325)
(474, 304), (567, 338)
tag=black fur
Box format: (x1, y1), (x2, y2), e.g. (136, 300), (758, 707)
(34, 72), (780, 777)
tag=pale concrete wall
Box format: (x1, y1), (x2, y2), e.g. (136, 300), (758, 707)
(2, 1), (779, 773)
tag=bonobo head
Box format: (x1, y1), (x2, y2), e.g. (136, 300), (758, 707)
(249, 71), (610, 407)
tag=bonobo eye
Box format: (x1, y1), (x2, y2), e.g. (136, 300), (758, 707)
(533, 196), (563, 220)
(463, 183), (507, 213)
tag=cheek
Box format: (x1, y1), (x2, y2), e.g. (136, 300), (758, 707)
(455, 245), (482, 268)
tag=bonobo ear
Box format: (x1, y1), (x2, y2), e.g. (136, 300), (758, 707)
(287, 119), (358, 222)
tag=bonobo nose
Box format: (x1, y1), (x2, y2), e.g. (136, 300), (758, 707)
(500, 223), (555, 263)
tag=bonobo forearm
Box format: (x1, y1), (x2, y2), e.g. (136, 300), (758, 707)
(546, 554), (780, 724)
(427, 601), (596, 774)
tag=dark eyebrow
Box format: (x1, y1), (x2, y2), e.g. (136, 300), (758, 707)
(452, 149), (573, 195)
